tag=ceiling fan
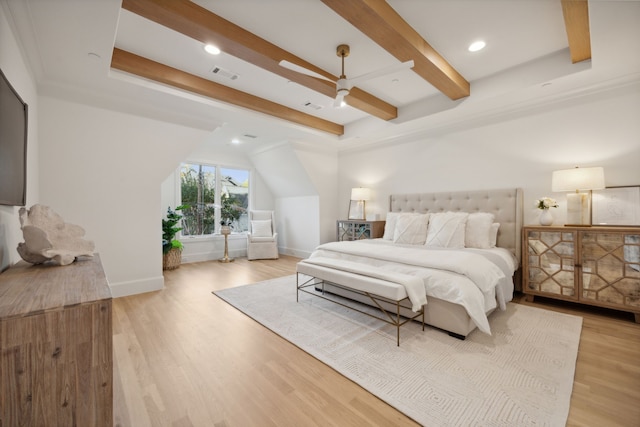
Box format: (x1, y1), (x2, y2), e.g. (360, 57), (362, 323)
(280, 44), (414, 107)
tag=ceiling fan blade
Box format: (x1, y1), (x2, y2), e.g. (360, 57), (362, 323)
(278, 60), (335, 82)
(348, 60), (414, 86)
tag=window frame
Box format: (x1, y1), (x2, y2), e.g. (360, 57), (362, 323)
(177, 161), (252, 239)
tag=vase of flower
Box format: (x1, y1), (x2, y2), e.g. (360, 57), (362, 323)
(535, 197), (558, 226)
(539, 208), (553, 226)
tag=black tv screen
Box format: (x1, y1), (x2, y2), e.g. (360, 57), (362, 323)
(0, 68), (28, 206)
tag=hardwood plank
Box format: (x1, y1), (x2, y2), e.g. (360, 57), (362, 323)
(112, 256), (640, 426)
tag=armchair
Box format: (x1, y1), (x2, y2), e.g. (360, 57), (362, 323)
(247, 210), (279, 260)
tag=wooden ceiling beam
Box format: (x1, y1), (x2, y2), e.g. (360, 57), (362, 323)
(121, 0), (398, 121)
(111, 48), (344, 136)
(321, 0), (470, 100)
(561, 0), (591, 63)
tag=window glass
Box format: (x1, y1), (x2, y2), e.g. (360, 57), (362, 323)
(220, 167), (249, 232)
(179, 163), (250, 235)
(180, 163), (217, 236)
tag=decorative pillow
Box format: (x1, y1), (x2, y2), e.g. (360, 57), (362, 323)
(383, 212), (419, 240)
(251, 220), (272, 238)
(490, 223), (500, 248)
(465, 212), (495, 249)
(382, 212), (401, 240)
(425, 212), (468, 248)
(393, 213), (429, 245)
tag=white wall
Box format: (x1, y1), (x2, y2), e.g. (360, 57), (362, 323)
(294, 145), (339, 246)
(38, 97), (211, 296)
(250, 143), (320, 257)
(276, 196), (320, 258)
(0, 4), (39, 271)
(338, 83), (640, 227)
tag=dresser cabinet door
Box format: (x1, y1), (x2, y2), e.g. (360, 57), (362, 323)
(526, 230), (578, 300)
(581, 231), (640, 311)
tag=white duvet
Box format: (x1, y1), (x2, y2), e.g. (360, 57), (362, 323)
(308, 239), (517, 334)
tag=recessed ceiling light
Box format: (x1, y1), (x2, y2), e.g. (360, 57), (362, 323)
(204, 44), (221, 55)
(231, 138), (240, 144)
(468, 41), (486, 52)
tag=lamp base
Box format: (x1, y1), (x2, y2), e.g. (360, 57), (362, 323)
(565, 192), (591, 226)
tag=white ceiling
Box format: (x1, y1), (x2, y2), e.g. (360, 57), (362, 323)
(4, 0), (640, 153)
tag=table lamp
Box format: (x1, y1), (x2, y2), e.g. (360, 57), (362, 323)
(349, 187), (370, 220)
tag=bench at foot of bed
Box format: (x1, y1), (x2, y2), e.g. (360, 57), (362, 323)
(296, 261), (424, 346)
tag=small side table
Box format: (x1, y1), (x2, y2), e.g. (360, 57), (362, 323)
(219, 226), (234, 263)
(336, 220), (385, 241)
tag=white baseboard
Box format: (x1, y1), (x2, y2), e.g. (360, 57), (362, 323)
(109, 275), (164, 298)
(278, 246), (311, 259)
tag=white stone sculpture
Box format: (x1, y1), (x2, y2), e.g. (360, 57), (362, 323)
(17, 204), (95, 266)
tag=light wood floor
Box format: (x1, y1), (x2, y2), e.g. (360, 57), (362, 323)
(112, 256), (640, 427)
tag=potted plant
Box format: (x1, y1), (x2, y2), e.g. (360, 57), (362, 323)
(162, 205), (188, 270)
(219, 195), (241, 234)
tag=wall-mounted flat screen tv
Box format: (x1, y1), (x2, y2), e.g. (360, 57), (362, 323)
(0, 68), (28, 206)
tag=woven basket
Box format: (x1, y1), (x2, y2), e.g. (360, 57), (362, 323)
(163, 247), (182, 270)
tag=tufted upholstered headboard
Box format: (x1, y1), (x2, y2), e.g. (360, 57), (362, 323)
(390, 188), (524, 264)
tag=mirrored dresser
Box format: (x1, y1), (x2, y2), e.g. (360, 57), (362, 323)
(523, 225), (640, 322)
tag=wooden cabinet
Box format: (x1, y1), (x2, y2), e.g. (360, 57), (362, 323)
(523, 226), (640, 322)
(0, 255), (112, 426)
(336, 220), (385, 241)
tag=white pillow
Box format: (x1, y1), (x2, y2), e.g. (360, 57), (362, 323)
(393, 213), (429, 245)
(382, 212), (400, 240)
(465, 212), (495, 249)
(425, 212), (468, 248)
(490, 223), (500, 248)
(383, 212), (419, 240)
(251, 220), (272, 237)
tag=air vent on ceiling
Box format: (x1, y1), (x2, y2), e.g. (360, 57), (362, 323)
(211, 66), (239, 80)
(303, 101), (323, 111)
(243, 134), (258, 139)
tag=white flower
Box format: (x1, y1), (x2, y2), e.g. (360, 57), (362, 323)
(535, 197), (558, 210)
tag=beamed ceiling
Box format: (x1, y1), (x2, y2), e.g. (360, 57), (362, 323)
(112, 0), (590, 137)
(12, 0), (634, 153)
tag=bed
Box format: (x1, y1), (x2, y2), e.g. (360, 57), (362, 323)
(296, 188), (523, 340)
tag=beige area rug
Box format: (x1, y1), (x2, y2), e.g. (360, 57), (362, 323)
(213, 275), (582, 426)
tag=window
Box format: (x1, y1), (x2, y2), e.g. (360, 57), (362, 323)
(179, 163), (250, 235)
(220, 167), (249, 232)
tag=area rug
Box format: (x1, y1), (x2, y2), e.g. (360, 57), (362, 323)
(213, 275), (582, 426)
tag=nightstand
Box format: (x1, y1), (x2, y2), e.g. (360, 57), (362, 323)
(336, 220), (385, 241)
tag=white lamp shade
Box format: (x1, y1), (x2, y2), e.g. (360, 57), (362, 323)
(551, 167), (605, 192)
(350, 187), (371, 201)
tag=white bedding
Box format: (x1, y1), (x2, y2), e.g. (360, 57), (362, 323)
(308, 239), (517, 335)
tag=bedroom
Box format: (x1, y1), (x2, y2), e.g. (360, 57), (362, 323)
(0, 0), (639, 425)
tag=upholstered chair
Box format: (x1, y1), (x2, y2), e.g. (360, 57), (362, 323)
(247, 210), (278, 260)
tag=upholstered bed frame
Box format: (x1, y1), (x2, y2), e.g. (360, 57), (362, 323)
(390, 188), (524, 264)
(311, 188), (524, 339)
